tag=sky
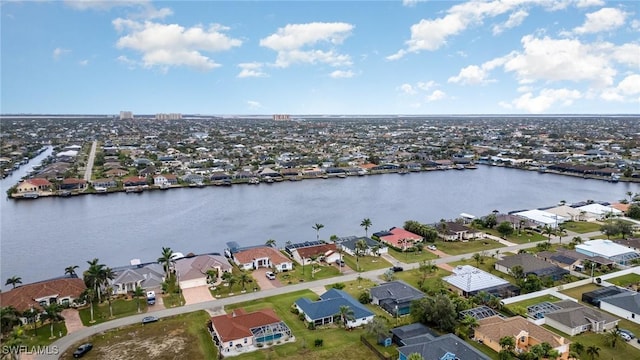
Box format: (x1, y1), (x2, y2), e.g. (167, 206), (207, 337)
(1, 0), (639, 115)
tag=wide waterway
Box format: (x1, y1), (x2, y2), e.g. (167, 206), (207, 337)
(1, 150), (639, 287)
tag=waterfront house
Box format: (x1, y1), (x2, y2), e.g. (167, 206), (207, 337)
(545, 205), (583, 222)
(294, 288), (374, 329)
(575, 203), (623, 220)
(288, 243), (339, 265)
(336, 236), (387, 256)
(60, 178), (87, 190)
(375, 227), (423, 249)
(16, 178), (52, 193)
(174, 254), (232, 289)
(209, 308), (293, 356)
(512, 209), (567, 229)
(599, 291), (640, 324)
(110, 263), (165, 295)
(436, 221), (484, 241)
(91, 178), (117, 189)
(181, 173), (205, 185)
(233, 246), (293, 272)
(104, 168), (128, 177)
(475, 316), (570, 360)
(443, 265), (519, 298)
(153, 174), (178, 186)
(0, 277), (86, 314)
(123, 176), (148, 187)
(495, 253), (569, 281)
(369, 280), (424, 316)
(535, 249), (612, 271)
(575, 240), (640, 265)
(544, 300), (619, 335)
(397, 333), (490, 360)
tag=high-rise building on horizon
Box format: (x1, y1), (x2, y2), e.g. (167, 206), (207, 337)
(155, 113), (182, 120)
(273, 114), (290, 121)
(119, 111), (133, 120)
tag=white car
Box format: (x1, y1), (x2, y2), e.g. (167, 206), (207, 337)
(427, 245), (437, 251)
(265, 271), (276, 280)
(620, 332), (632, 342)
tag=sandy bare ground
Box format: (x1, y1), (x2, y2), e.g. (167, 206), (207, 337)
(91, 328), (187, 360)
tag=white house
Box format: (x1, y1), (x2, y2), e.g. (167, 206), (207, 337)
(575, 240), (640, 265)
(576, 204), (622, 221)
(513, 209), (567, 229)
(233, 246), (293, 272)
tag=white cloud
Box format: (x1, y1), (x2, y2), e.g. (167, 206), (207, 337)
(417, 81), (437, 90)
(113, 20), (242, 71)
(330, 70), (355, 78)
(399, 84), (416, 95)
(64, 0), (146, 11)
(574, 0), (605, 8)
(237, 63), (267, 78)
(511, 88), (582, 113)
(260, 22), (354, 68)
(402, 0), (426, 7)
(117, 55), (137, 69)
(600, 74), (640, 102)
(631, 19), (640, 31)
(426, 90), (446, 102)
(573, 7), (627, 34)
(398, 80), (438, 95)
(493, 9), (528, 35)
(610, 43), (640, 67)
(52, 47), (70, 60)
(78, 59), (89, 66)
(502, 35), (616, 87)
(247, 100), (262, 109)
(448, 65), (490, 85)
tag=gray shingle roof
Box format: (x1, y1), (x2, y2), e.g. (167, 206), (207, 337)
(370, 280), (424, 303)
(295, 288), (374, 321)
(398, 333), (491, 360)
(600, 291), (640, 313)
(545, 300), (619, 328)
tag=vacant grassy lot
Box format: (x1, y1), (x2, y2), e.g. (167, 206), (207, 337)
(607, 273), (640, 287)
(483, 228), (547, 244)
(503, 294), (561, 315)
(562, 221), (603, 233)
(79, 298), (147, 326)
(342, 254), (391, 272)
(386, 247), (437, 263)
(274, 262), (343, 285)
(559, 283), (600, 300)
(392, 267), (450, 293)
(436, 239), (504, 255)
(225, 290), (382, 360)
(60, 311), (216, 360)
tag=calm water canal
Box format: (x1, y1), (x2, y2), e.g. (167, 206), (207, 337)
(1, 151), (639, 286)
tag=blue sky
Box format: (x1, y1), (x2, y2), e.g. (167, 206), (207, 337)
(1, 0), (638, 115)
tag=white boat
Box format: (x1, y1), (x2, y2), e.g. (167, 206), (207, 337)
(95, 186), (107, 193)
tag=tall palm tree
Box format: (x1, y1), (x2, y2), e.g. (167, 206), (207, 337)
(40, 303), (63, 339)
(355, 239), (368, 272)
(360, 218), (372, 237)
(84, 258), (105, 303)
(105, 285), (115, 318)
(330, 235), (343, 274)
(133, 286), (145, 313)
(585, 345), (600, 360)
(265, 239), (277, 248)
(605, 327), (621, 348)
(338, 305), (355, 328)
(158, 247), (175, 275)
(65, 265), (79, 278)
(542, 225), (554, 241)
(309, 254), (319, 279)
(5, 276), (22, 289)
(239, 272), (251, 291)
(312, 223), (324, 241)
(0, 306), (21, 335)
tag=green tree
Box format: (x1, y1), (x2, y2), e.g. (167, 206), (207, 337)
(22, 308), (38, 336)
(456, 314), (479, 339)
(472, 253), (482, 267)
(627, 204), (640, 219)
(510, 265), (524, 280)
(605, 327), (622, 348)
(360, 218), (372, 237)
(158, 247), (174, 275)
(239, 271), (251, 291)
(338, 305), (355, 329)
(265, 239), (277, 248)
(0, 306), (21, 335)
(497, 221), (514, 237)
(2, 327), (26, 360)
(84, 258), (105, 303)
(364, 316), (389, 342)
(542, 225), (554, 241)
(133, 286), (145, 313)
(499, 336), (516, 353)
(4, 276), (22, 289)
(40, 303), (64, 339)
(312, 223), (324, 242)
(64, 265), (79, 278)
(585, 345), (600, 360)
(570, 342), (585, 359)
(355, 239), (368, 272)
(407, 353), (424, 360)
(484, 214), (497, 228)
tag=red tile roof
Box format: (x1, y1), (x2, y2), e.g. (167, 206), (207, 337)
(234, 247), (291, 265)
(211, 308), (281, 342)
(295, 244), (337, 259)
(26, 178), (52, 187)
(0, 278), (86, 312)
(62, 178), (86, 184)
(379, 227), (422, 248)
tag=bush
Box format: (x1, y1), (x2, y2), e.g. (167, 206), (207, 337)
(331, 283), (345, 290)
(307, 322), (316, 330)
(358, 291), (372, 304)
(290, 306), (299, 315)
(298, 312), (306, 321)
(314, 339), (323, 347)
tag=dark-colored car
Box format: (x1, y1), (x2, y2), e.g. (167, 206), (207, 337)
(142, 316), (158, 324)
(390, 266), (404, 272)
(335, 259), (345, 267)
(73, 343), (93, 358)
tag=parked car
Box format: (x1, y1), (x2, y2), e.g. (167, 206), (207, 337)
(390, 266), (404, 272)
(427, 244), (437, 251)
(265, 271), (276, 280)
(619, 329), (635, 339)
(335, 259), (345, 267)
(73, 343), (93, 358)
(620, 332), (632, 342)
(142, 316), (158, 324)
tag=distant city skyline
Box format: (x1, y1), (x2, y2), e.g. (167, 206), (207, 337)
(1, 0), (639, 115)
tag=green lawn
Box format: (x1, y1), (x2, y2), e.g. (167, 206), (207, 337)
(436, 239), (504, 255)
(482, 229), (548, 244)
(607, 273), (640, 287)
(163, 293), (186, 307)
(386, 247), (437, 264)
(542, 324), (640, 360)
(503, 294), (561, 316)
(61, 311), (214, 360)
(225, 290), (379, 360)
(392, 267), (451, 293)
(78, 298), (147, 326)
(561, 221), (603, 234)
(20, 321), (68, 347)
(559, 283), (600, 300)
(342, 254), (391, 272)
(274, 262), (342, 285)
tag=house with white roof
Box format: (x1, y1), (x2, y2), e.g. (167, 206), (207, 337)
(576, 204), (622, 221)
(513, 209), (567, 229)
(443, 265), (520, 298)
(575, 240), (640, 265)
(545, 205), (583, 222)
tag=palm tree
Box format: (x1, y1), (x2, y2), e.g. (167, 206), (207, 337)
(158, 247), (174, 275)
(499, 336), (516, 353)
(105, 285), (115, 318)
(265, 239), (277, 248)
(206, 268), (219, 284)
(355, 239), (368, 272)
(0, 306), (21, 335)
(309, 254), (319, 279)
(40, 303), (63, 339)
(65, 265), (79, 278)
(3, 327), (26, 360)
(239, 272), (251, 291)
(542, 225), (554, 241)
(360, 218), (372, 237)
(570, 342), (585, 359)
(5, 276), (22, 289)
(556, 225), (567, 244)
(605, 327), (621, 348)
(227, 276), (237, 293)
(338, 305), (355, 328)
(84, 258), (105, 303)
(133, 286), (145, 313)
(312, 223), (324, 241)
(585, 345), (600, 360)
(407, 353), (425, 360)
(22, 308), (38, 336)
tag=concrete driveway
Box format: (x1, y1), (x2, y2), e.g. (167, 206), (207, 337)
(252, 268), (282, 290)
(61, 309), (84, 334)
(182, 286), (214, 305)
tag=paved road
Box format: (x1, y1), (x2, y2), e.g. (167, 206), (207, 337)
(83, 140), (97, 182)
(39, 230), (613, 359)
